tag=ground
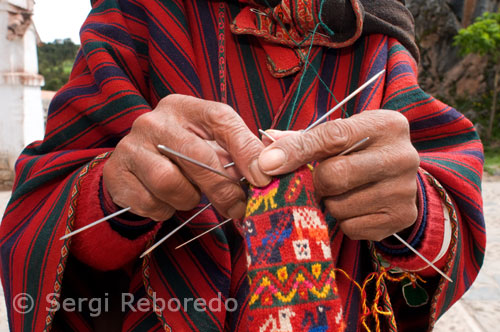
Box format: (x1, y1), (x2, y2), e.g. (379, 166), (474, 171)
(0, 181), (499, 331)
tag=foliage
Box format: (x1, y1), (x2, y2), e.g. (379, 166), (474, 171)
(453, 12), (500, 59)
(484, 146), (500, 175)
(38, 39), (80, 91)
(453, 11), (500, 141)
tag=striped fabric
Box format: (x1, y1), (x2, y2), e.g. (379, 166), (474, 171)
(0, 0), (485, 331)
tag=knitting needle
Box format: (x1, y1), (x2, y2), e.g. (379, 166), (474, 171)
(175, 218), (233, 250)
(260, 130), (452, 282)
(259, 129), (370, 159)
(60, 157), (237, 241)
(65, 70), (383, 242)
(393, 233), (453, 282)
(140, 161), (245, 257)
(140, 203), (213, 258)
(174, 134), (370, 250)
(157, 145), (239, 182)
(60, 207), (132, 240)
(304, 69), (385, 133)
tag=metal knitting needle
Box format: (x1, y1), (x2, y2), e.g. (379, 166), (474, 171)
(150, 135), (371, 250)
(157, 145), (239, 182)
(259, 129), (370, 157)
(175, 218), (233, 250)
(140, 162), (244, 257)
(393, 233), (453, 282)
(60, 157), (237, 241)
(60, 207), (132, 240)
(65, 71), (384, 242)
(140, 203), (213, 258)
(175, 134), (370, 250)
(261, 130), (452, 282)
(304, 69), (385, 132)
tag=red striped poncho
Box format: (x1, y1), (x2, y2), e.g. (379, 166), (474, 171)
(0, 0), (485, 331)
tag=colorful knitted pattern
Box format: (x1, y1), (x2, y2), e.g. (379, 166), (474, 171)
(240, 165), (345, 331)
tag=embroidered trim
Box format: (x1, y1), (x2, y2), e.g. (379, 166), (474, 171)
(44, 152), (111, 332)
(218, 2), (227, 104)
(230, 0), (363, 49)
(142, 243), (173, 332)
(423, 171), (459, 330)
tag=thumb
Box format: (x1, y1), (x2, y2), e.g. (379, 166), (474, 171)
(258, 120), (357, 175)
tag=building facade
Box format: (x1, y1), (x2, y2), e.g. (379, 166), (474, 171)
(0, 0), (44, 189)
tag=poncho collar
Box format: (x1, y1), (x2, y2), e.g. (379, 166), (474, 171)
(230, 0), (364, 77)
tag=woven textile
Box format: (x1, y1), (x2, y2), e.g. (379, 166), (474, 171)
(0, 1), (485, 331)
(240, 166), (345, 331)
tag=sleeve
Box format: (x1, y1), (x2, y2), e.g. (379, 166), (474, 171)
(375, 37), (485, 324)
(0, 2), (163, 331)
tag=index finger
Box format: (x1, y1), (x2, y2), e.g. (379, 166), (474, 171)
(162, 94), (271, 187)
(257, 111), (405, 175)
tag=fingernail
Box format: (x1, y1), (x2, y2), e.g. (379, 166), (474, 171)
(249, 159), (271, 187)
(228, 201), (246, 219)
(259, 148), (286, 172)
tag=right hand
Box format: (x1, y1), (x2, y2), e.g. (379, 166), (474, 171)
(103, 94), (271, 222)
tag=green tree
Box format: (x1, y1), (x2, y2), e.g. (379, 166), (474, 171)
(37, 38), (80, 91)
(454, 12), (500, 140)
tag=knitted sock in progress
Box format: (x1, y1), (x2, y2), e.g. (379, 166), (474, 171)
(239, 166), (345, 331)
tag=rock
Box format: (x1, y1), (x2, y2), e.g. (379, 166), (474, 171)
(0, 182), (13, 191)
(0, 157), (8, 170)
(0, 171), (13, 181)
(406, 0), (500, 101)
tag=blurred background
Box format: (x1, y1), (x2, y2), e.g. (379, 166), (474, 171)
(0, 0), (499, 331)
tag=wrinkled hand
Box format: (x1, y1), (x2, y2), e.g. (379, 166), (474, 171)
(258, 110), (420, 241)
(103, 94), (271, 221)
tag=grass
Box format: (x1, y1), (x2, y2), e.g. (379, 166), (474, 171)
(484, 145), (500, 175)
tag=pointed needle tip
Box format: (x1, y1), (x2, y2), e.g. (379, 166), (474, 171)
(392, 233), (453, 283)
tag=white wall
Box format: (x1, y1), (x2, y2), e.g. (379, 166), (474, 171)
(0, 0), (44, 168)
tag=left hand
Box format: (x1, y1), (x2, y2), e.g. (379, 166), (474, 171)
(258, 110), (420, 241)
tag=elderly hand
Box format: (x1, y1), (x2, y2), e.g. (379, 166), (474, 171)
(103, 94), (271, 222)
(258, 110), (420, 241)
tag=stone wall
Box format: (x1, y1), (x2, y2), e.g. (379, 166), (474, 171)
(0, 155), (13, 190)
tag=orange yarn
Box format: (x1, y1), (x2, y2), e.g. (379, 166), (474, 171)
(334, 266), (426, 332)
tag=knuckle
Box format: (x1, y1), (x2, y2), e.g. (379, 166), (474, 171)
(324, 198), (347, 220)
(313, 166), (329, 195)
(399, 204), (418, 230)
(180, 195), (201, 211)
(132, 112), (156, 131)
(382, 144), (419, 177)
(308, 122), (351, 156)
(319, 159), (351, 195)
(125, 193), (164, 219)
(177, 138), (200, 159)
(110, 192), (128, 210)
(116, 136), (136, 156)
(158, 93), (182, 108)
(210, 182), (242, 207)
(340, 220), (364, 241)
(148, 164), (200, 211)
(153, 206), (175, 222)
(388, 111), (410, 134)
(329, 158), (351, 190)
(371, 232), (390, 242)
(136, 195), (162, 215)
(406, 146), (421, 171)
(151, 163), (180, 196)
(230, 126), (260, 156)
(324, 122), (352, 151)
(293, 134), (320, 161)
(203, 102), (236, 127)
